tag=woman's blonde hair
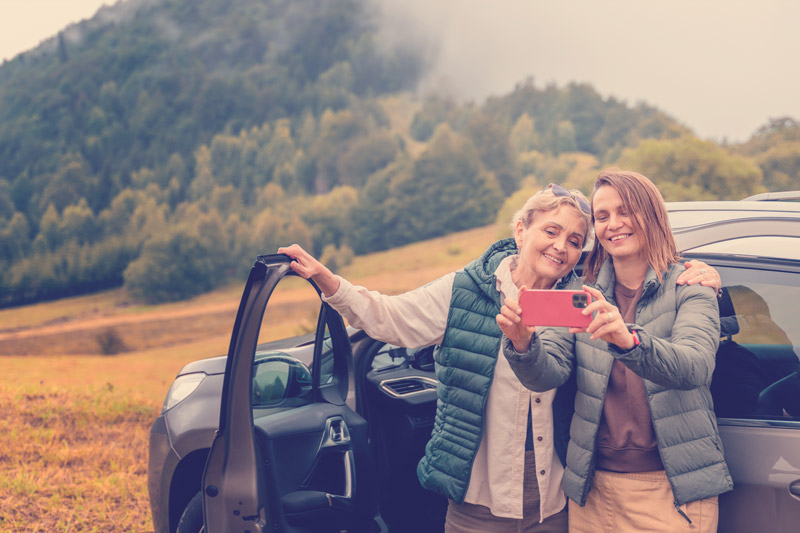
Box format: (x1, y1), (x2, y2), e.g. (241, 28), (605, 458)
(510, 186), (592, 246)
(583, 168), (677, 282)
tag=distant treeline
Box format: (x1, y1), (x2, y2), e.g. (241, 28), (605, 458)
(0, 0), (798, 307)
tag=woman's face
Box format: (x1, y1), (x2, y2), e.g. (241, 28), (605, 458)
(592, 185), (643, 261)
(514, 204), (587, 287)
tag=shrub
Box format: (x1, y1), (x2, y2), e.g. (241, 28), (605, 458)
(96, 328), (128, 355)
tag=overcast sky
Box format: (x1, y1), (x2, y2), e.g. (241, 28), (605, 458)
(2, 0), (798, 143)
(0, 1), (113, 60)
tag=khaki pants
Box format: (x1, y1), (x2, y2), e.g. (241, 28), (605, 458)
(445, 450), (568, 533)
(568, 470), (719, 533)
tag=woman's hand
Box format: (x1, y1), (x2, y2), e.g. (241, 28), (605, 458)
(496, 286), (537, 353)
(677, 260), (722, 293)
(277, 244), (341, 297)
(578, 285), (636, 349)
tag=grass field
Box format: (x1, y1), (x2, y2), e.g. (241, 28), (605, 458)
(0, 225), (496, 532)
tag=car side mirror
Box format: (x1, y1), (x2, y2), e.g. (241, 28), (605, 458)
(252, 354), (312, 406)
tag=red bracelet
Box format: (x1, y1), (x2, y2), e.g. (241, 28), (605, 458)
(631, 330), (641, 346)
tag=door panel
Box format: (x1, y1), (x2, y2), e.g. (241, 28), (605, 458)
(718, 424), (800, 533)
(254, 404), (373, 531)
(203, 256), (376, 533)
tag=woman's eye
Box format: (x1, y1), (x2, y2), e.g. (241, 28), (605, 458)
(569, 240), (581, 248)
(545, 229), (556, 236)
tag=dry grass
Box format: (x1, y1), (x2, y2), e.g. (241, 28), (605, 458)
(0, 386), (158, 532)
(0, 224), (497, 532)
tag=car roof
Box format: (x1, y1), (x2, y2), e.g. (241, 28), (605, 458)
(666, 197), (800, 262)
(668, 200), (800, 228)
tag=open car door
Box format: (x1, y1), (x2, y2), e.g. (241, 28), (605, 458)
(202, 254), (377, 533)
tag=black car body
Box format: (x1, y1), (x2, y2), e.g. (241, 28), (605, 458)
(148, 195), (800, 533)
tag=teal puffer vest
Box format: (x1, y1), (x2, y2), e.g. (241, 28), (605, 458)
(416, 239), (575, 502)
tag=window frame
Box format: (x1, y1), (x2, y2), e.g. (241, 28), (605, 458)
(684, 253), (800, 429)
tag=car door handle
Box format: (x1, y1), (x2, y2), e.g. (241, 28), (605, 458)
(338, 449), (354, 499)
(790, 479), (800, 499)
(321, 416), (351, 448)
(315, 417), (355, 499)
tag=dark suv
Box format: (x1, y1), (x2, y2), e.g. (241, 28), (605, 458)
(148, 194), (800, 533)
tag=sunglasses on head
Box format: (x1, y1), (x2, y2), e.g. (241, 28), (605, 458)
(546, 183), (591, 214)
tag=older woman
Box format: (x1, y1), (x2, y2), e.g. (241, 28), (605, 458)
(500, 170), (731, 532)
(279, 183), (715, 533)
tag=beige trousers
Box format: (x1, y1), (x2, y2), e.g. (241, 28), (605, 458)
(445, 450), (568, 533)
(568, 470), (719, 533)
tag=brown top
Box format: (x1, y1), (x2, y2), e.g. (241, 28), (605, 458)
(595, 283), (664, 473)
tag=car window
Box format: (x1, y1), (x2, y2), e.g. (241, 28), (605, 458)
(257, 276), (319, 349)
(318, 323), (335, 386)
(710, 265), (800, 422)
(252, 275), (320, 411)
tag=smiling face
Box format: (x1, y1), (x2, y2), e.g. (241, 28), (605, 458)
(583, 169), (678, 283)
(592, 185), (643, 262)
(513, 204), (587, 289)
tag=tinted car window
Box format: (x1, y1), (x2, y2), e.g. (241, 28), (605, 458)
(318, 324), (335, 385)
(253, 277), (321, 411)
(711, 265), (800, 421)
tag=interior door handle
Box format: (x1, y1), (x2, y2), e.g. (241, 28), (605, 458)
(790, 479), (800, 499)
(322, 416), (351, 448)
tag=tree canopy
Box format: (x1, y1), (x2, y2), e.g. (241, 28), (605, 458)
(0, 0), (795, 306)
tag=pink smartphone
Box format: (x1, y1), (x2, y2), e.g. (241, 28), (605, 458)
(519, 289), (593, 328)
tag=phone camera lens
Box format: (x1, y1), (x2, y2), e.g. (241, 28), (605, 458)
(573, 293), (588, 308)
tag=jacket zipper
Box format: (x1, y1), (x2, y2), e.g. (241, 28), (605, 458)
(674, 502), (693, 524)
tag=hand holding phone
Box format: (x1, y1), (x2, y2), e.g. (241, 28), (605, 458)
(519, 289), (593, 328)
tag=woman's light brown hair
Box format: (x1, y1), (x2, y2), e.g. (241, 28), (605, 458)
(583, 168), (678, 282)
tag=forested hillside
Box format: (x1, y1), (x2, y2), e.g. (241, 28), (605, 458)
(1, 0), (798, 307)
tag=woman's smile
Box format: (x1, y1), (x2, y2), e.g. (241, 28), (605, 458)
(607, 232), (633, 245)
(542, 252), (564, 264)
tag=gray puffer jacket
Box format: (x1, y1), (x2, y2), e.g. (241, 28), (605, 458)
(504, 259), (734, 507)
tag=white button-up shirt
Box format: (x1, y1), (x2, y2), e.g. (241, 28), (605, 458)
(323, 255), (566, 521)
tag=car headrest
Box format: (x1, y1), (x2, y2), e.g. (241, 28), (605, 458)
(718, 287), (740, 338)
